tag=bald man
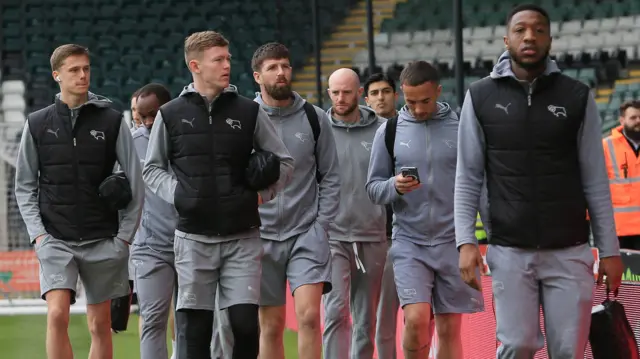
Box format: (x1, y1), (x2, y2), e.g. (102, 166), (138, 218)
(322, 68), (388, 359)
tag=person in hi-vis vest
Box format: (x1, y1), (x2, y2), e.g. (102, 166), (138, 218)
(603, 100), (640, 250)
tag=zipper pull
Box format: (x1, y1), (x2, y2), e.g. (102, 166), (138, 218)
(73, 138), (77, 147)
(528, 95), (531, 106)
(209, 116), (212, 125)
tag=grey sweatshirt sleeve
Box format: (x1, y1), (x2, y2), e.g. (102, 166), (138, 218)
(253, 107), (294, 203)
(313, 110), (340, 231)
(142, 111), (178, 204)
(115, 118), (144, 243)
(579, 93), (620, 258)
(454, 91), (486, 248)
(14, 120), (47, 243)
(365, 122), (402, 205)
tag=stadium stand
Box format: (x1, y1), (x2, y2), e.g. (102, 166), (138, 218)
(346, 0), (640, 126)
(1, 0), (358, 113)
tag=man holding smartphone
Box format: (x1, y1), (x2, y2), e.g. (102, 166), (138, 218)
(366, 61), (484, 359)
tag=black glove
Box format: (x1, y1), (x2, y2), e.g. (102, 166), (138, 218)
(99, 172), (132, 211)
(245, 151), (280, 191)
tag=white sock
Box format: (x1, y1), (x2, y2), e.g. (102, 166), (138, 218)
(170, 340), (176, 359)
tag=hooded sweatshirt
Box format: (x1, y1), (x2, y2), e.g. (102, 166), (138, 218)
(15, 92), (144, 244)
(143, 83), (294, 244)
(365, 102), (459, 246)
(132, 125), (178, 252)
(328, 105), (386, 242)
(454, 52), (619, 257)
(254, 92), (340, 241)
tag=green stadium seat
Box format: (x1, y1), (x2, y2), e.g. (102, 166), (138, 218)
(602, 119), (619, 133)
(614, 83), (629, 93)
(1, 6), (21, 21)
(609, 97), (622, 111)
(101, 79), (121, 99)
(564, 69), (579, 78)
(628, 82), (640, 92)
(578, 68), (596, 80)
(597, 102), (608, 113)
(3, 37), (23, 52)
(3, 21), (22, 39)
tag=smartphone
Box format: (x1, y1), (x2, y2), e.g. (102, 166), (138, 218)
(400, 166), (420, 183)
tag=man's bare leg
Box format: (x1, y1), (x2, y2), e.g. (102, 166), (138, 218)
(169, 305), (175, 340)
(402, 303), (433, 359)
(259, 305), (286, 359)
(45, 289), (74, 359)
(434, 313), (463, 359)
(86, 300), (114, 359)
(293, 283), (324, 359)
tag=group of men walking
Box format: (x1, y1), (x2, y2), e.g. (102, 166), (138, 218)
(15, 3), (629, 359)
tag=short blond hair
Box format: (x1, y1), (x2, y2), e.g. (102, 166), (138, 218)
(184, 31), (229, 65)
(50, 44), (89, 71)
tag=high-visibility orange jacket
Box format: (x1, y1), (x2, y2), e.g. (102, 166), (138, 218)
(603, 126), (640, 237)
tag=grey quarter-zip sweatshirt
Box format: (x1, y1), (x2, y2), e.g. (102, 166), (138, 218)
(366, 102), (461, 246)
(253, 91), (340, 240)
(328, 105), (387, 242)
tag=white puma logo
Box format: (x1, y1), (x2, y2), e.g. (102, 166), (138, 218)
(89, 130), (105, 140)
(226, 118), (242, 129)
(399, 140), (411, 148)
(181, 118), (195, 128)
(495, 103), (511, 114)
(46, 128), (60, 138)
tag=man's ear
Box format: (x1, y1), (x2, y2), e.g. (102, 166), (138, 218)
(188, 59), (200, 74)
(253, 71), (262, 85)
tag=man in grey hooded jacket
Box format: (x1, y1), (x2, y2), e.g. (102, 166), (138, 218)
(363, 73), (401, 359)
(15, 44), (144, 359)
(366, 61), (483, 359)
(130, 83), (178, 359)
(251, 42), (340, 359)
(323, 68), (387, 359)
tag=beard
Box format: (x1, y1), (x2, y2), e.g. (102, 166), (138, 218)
(508, 46), (550, 70)
(265, 82), (293, 101)
(333, 102), (359, 117)
(623, 125), (640, 142)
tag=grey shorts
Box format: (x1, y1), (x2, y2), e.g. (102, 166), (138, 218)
(260, 222), (332, 306)
(390, 239), (484, 314)
(35, 235), (130, 305)
(174, 235), (262, 311)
